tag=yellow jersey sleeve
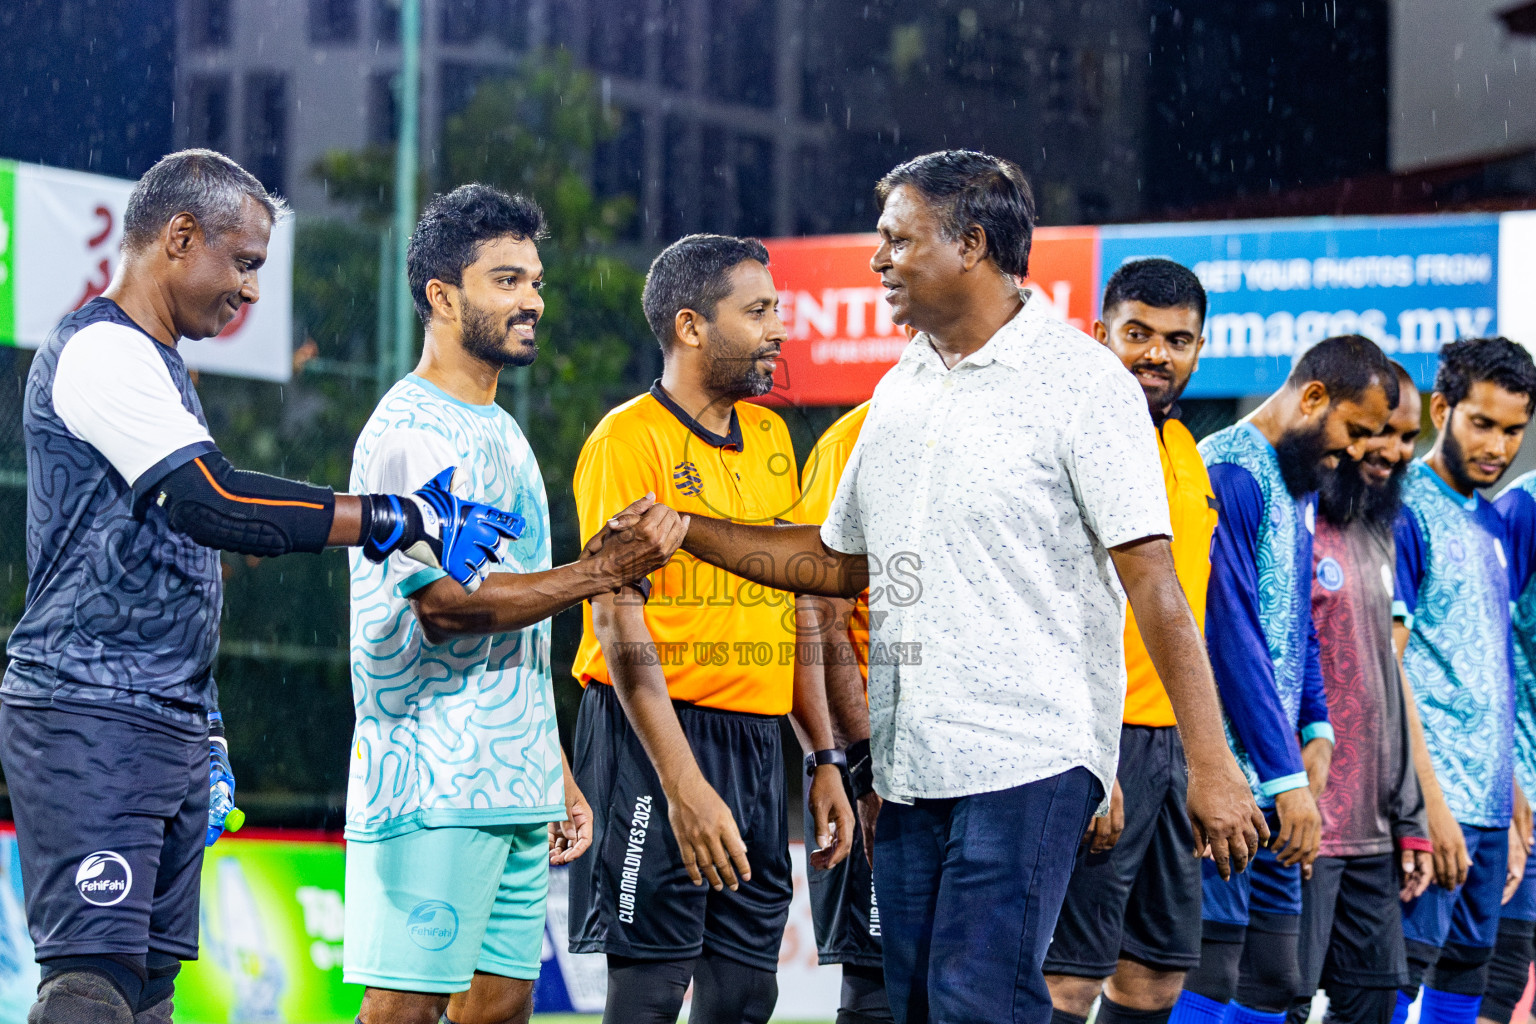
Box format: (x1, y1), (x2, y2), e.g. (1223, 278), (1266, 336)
(799, 403), (870, 524)
(1121, 417), (1217, 727)
(573, 434), (665, 552)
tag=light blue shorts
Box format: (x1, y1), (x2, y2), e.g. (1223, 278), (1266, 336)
(343, 822), (549, 992)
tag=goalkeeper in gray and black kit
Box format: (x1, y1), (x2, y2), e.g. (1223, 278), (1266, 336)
(0, 149), (521, 1024)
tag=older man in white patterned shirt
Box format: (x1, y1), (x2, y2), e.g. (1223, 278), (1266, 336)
(651, 150), (1263, 1024)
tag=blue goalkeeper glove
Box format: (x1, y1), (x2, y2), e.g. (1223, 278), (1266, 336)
(206, 712), (243, 847)
(361, 467), (526, 593)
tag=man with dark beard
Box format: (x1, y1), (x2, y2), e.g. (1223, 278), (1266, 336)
(1169, 334), (1399, 1024)
(567, 234), (854, 1024)
(1392, 337), (1536, 1024)
(1281, 361), (1432, 1024)
(342, 184), (686, 1024)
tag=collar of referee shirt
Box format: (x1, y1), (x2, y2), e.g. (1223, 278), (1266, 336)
(650, 379), (745, 451)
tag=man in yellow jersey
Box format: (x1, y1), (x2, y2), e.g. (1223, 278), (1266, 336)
(567, 234), (854, 1024)
(796, 402), (889, 1024)
(1045, 259), (1216, 1024)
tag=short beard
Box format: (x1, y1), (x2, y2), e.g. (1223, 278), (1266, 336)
(1272, 421), (1330, 497)
(1439, 419), (1504, 493)
(461, 300), (537, 368)
(702, 333), (775, 400)
(1318, 458), (1407, 530)
(1132, 363), (1188, 426)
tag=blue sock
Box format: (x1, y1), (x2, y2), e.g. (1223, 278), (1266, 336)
(1418, 988), (1481, 1024)
(1228, 1004), (1286, 1024)
(1390, 989), (1414, 1024)
(1168, 992), (1232, 1024)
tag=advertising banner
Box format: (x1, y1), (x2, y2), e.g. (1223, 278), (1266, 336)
(763, 227), (1098, 406)
(0, 159), (293, 382)
(1099, 215), (1501, 397)
(1500, 211), (1536, 351)
(0, 830), (841, 1022)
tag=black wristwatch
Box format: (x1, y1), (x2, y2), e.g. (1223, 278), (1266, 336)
(846, 737), (874, 799)
(804, 748), (847, 777)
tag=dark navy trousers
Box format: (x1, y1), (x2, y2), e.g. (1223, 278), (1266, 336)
(874, 766), (1103, 1024)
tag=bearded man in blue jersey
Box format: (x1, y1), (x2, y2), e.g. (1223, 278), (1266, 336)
(1169, 335), (1399, 1024)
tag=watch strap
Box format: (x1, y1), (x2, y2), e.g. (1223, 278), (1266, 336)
(804, 748), (847, 777)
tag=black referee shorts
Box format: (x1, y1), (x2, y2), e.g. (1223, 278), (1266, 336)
(1296, 854), (1409, 994)
(1045, 724), (1202, 977)
(567, 681), (793, 972)
(804, 762), (881, 968)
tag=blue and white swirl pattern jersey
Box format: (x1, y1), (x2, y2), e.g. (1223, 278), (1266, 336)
(346, 375), (561, 841)
(1199, 423), (1320, 807)
(1496, 471), (1536, 801)
(1396, 460), (1514, 829)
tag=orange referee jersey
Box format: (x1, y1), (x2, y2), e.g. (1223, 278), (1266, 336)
(1122, 415), (1218, 727)
(799, 402), (871, 683)
(572, 382), (801, 715)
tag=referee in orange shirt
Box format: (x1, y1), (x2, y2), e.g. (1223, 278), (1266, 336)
(1044, 259), (1216, 1024)
(567, 234), (853, 1024)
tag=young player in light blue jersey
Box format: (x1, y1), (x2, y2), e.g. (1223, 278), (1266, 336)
(1168, 335), (1397, 1024)
(1393, 337), (1536, 1024)
(345, 185), (686, 1024)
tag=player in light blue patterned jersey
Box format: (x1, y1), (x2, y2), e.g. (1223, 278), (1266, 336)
(1169, 335), (1397, 1024)
(1391, 337), (1536, 1024)
(344, 185), (685, 1024)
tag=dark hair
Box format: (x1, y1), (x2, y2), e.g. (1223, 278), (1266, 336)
(1390, 360), (1416, 390)
(1101, 258), (1208, 324)
(1434, 336), (1536, 413)
(407, 184), (547, 323)
(123, 149), (287, 252)
(642, 234), (771, 350)
(1288, 334), (1400, 409)
(875, 150), (1036, 278)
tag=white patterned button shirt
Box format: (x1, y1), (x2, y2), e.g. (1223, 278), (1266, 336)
(820, 291), (1172, 805)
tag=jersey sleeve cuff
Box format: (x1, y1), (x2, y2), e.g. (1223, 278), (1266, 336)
(1301, 722), (1335, 745)
(1258, 772), (1311, 799)
(1397, 835), (1434, 853)
(1391, 600), (1413, 628)
(395, 566), (448, 598)
(129, 439), (219, 515)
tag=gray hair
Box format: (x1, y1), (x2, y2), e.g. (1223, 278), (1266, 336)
(123, 149), (289, 251)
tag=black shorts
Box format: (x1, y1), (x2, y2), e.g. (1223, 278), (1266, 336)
(0, 702), (208, 961)
(567, 681), (793, 972)
(804, 763), (881, 968)
(1296, 854), (1409, 993)
(1044, 724), (1202, 976)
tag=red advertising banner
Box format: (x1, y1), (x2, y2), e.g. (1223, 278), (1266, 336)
(762, 227), (1100, 406)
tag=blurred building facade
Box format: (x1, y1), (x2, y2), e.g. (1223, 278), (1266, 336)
(172, 0), (1152, 234)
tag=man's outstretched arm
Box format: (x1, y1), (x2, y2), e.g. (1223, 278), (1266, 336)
(410, 496), (686, 642)
(1109, 535), (1268, 879)
(680, 518), (869, 598)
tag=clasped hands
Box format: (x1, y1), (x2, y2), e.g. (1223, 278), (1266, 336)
(580, 493), (690, 590)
